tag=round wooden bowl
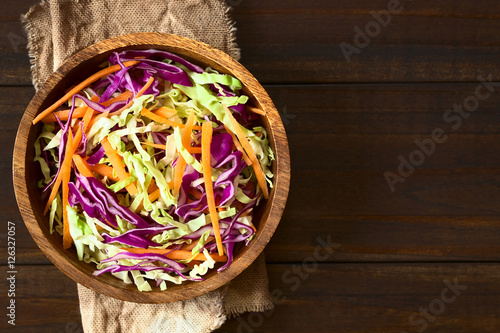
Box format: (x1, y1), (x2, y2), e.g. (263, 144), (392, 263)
(13, 33), (290, 303)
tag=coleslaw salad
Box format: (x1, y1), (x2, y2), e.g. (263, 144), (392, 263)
(32, 49), (274, 291)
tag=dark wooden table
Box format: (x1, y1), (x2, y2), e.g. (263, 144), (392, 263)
(2, 1), (500, 332)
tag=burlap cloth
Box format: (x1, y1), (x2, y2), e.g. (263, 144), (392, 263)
(22, 1), (274, 332)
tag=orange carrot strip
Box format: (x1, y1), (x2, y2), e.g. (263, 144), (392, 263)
(187, 147), (201, 154)
(87, 111), (109, 131)
(223, 105), (269, 199)
(173, 158), (187, 196)
(153, 106), (177, 119)
(55, 91), (133, 133)
(72, 155), (94, 178)
(101, 137), (138, 195)
(141, 142), (165, 150)
(101, 91), (133, 107)
(134, 187), (162, 213)
(33, 61), (139, 125)
(188, 188), (203, 200)
(62, 126), (83, 249)
(224, 125), (252, 166)
(247, 106), (266, 116)
(41, 106), (89, 123)
(182, 110), (196, 148)
(81, 96), (100, 133)
(82, 107), (95, 133)
(87, 163), (120, 182)
(43, 124), (83, 214)
(43, 174), (63, 215)
(173, 110), (196, 195)
(141, 108), (203, 130)
(148, 180), (159, 194)
(148, 188), (161, 202)
(122, 248), (227, 262)
(108, 77), (155, 117)
(202, 121), (224, 256)
(62, 132), (75, 249)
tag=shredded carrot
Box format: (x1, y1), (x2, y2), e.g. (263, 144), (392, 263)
(182, 110), (196, 148)
(43, 174), (63, 215)
(173, 158), (187, 196)
(41, 106), (89, 123)
(134, 187), (162, 213)
(172, 110), (196, 195)
(148, 188), (161, 202)
(187, 147), (202, 154)
(223, 104), (269, 199)
(62, 131), (75, 249)
(167, 180), (174, 189)
(141, 107), (203, 130)
(81, 107), (94, 133)
(32, 61), (139, 125)
(141, 142), (166, 150)
(100, 137), (138, 195)
(202, 121), (224, 256)
(101, 91), (133, 107)
(188, 188), (202, 200)
(224, 125), (252, 166)
(153, 106), (177, 118)
(122, 248), (227, 262)
(49, 92), (133, 128)
(72, 155), (94, 178)
(87, 163), (120, 182)
(80, 96), (99, 133)
(87, 110), (109, 131)
(43, 125), (84, 214)
(147, 180), (159, 194)
(247, 106), (266, 116)
(108, 77), (155, 117)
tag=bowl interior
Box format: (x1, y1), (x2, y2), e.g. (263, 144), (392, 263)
(14, 33), (290, 303)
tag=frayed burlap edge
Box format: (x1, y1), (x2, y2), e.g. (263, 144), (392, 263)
(21, 0), (51, 91)
(223, 5), (241, 61)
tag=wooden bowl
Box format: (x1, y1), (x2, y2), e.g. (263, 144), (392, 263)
(13, 33), (290, 303)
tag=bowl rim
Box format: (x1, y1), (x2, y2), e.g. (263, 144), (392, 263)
(13, 32), (290, 303)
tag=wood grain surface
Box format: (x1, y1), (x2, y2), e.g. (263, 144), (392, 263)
(2, 0), (500, 332)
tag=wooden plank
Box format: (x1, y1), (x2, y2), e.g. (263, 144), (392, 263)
(267, 215), (500, 262)
(1, 263), (499, 332)
(0, 22), (31, 85)
(0, 86), (34, 130)
(232, 0), (500, 83)
(0, 265), (82, 332)
(266, 83), (500, 135)
(4, 1), (500, 84)
(217, 263), (500, 332)
(0, 0), (38, 21)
